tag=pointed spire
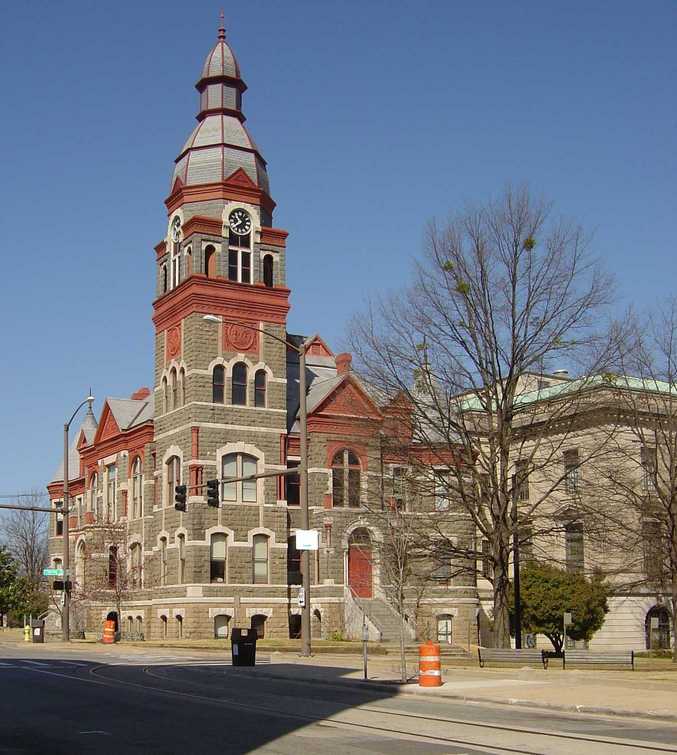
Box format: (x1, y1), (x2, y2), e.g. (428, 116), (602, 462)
(86, 388), (95, 416)
(218, 9), (226, 41)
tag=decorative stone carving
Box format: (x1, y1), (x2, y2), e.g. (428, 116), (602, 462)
(225, 323), (256, 352)
(166, 325), (182, 360)
(166, 326), (181, 359)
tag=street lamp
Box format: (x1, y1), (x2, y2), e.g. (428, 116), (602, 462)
(62, 392), (95, 641)
(203, 314), (312, 656)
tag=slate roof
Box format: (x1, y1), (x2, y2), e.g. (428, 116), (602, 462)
(287, 334), (341, 433)
(171, 29), (270, 195)
(48, 394), (153, 484)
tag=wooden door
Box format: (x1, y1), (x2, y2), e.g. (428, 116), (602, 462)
(349, 544), (372, 598)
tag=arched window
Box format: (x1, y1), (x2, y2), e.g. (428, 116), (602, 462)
(166, 456), (181, 507)
(221, 453), (258, 503)
(130, 543), (142, 589)
(331, 449), (361, 508)
(106, 464), (117, 521)
(162, 264), (168, 294)
(232, 362), (247, 405)
(251, 614), (267, 639)
(89, 473), (98, 516)
(263, 255), (274, 287)
(176, 615), (184, 639)
(437, 614), (453, 645)
(210, 533), (227, 582)
(212, 365), (225, 403)
(254, 370), (267, 408)
(170, 368), (178, 410)
(214, 614), (230, 639)
(184, 246), (192, 277)
(162, 376), (168, 413)
(136, 615), (143, 637)
(177, 534), (186, 584)
(159, 537), (167, 586)
(161, 615), (168, 638)
(179, 368), (186, 407)
(646, 606), (671, 650)
(131, 457), (143, 519)
(204, 244), (217, 278)
(108, 546), (118, 588)
(253, 535), (269, 584)
(75, 542), (85, 588)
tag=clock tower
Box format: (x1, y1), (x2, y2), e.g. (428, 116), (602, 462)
(150, 20), (292, 610)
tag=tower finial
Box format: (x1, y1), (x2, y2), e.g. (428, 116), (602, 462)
(218, 9), (226, 40)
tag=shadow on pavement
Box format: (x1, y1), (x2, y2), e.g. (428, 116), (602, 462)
(0, 657), (413, 754)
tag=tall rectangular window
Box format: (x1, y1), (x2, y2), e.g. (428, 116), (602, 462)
(563, 449), (579, 494)
(641, 446), (657, 493)
(285, 461), (300, 506)
(392, 467), (407, 510)
(55, 500), (64, 536)
(564, 521), (584, 573)
(253, 535), (269, 584)
(514, 460), (529, 502)
(210, 533), (227, 582)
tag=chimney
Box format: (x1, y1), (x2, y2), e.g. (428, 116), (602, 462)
(335, 353), (352, 376)
(131, 386), (151, 400)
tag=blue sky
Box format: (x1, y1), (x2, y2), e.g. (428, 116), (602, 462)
(0, 0), (675, 494)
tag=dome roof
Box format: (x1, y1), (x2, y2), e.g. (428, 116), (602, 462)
(201, 37), (240, 80)
(170, 22), (269, 195)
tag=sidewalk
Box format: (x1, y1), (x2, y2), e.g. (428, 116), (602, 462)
(254, 652), (677, 722)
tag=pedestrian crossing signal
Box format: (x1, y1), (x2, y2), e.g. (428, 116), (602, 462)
(174, 484), (187, 512)
(207, 479), (220, 508)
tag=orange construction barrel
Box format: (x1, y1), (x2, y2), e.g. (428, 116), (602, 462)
(102, 620), (116, 644)
(418, 641), (442, 687)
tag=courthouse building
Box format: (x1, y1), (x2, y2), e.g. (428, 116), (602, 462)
(46, 25), (476, 643)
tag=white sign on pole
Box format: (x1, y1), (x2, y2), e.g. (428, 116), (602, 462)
(295, 529), (319, 551)
(563, 612), (572, 625)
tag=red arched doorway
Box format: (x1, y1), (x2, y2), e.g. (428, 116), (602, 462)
(348, 528), (373, 598)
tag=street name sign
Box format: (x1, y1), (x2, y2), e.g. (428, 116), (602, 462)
(43, 568), (64, 577)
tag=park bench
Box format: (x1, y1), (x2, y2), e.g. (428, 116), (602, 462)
(563, 649), (634, 670)
(477, 647), (548, 669)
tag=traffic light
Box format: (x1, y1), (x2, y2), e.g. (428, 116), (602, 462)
(206, 478), (220, 508)
(174, 484), (187, 512)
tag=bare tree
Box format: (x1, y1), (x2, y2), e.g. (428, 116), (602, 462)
(3, 491), (49, 592)
(75, 516), (145, 639)
(350, 186), (620, 647)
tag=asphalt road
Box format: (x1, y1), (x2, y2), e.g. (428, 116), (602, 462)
(1, 645), (676, 754)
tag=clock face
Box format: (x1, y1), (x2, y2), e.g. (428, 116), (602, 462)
(170, 216), (181, 243)
(228, 208), (252, 236)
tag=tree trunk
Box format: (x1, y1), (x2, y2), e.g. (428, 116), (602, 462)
(398, 592), (407, 683)
(493, 561), (511, 648)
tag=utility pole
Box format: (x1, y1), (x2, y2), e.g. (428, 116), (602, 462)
(299, 342), (311, 657)
(62, 394), (95, 642)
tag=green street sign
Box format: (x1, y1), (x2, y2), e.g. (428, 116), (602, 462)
(43, 568), (64, 577)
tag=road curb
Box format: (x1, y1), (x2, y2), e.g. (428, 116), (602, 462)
(242, 667), (677, 723)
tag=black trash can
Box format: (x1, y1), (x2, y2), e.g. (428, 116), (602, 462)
(31, 620), (45, 644)
(231, 627), (257, 666)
